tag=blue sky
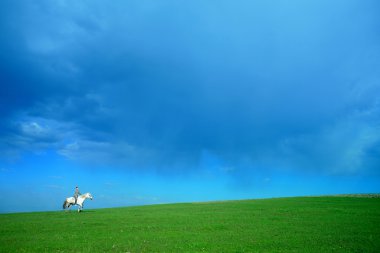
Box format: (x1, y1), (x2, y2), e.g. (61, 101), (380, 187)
(1, 0), (380, 213)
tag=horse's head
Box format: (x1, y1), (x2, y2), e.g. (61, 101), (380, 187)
(85, 193), (93, 200)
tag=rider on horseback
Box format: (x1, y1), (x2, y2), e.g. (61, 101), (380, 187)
(74, 186), (81, 204)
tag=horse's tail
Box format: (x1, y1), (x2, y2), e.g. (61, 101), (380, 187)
(63, 200), (67, 209)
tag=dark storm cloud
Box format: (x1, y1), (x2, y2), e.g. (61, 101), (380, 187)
(1, 0), (380, 174)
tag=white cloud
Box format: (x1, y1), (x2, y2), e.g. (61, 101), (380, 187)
(0, 168), (12, 173)
(57, 139), (140, 167)
(45, 184), (64, 190)
(277, 102), (380, 174)
(21, 121), (47, 137)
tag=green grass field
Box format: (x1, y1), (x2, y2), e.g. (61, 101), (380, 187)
(1, 196), (379, 252)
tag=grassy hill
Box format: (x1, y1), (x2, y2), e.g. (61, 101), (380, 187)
(1, 196), (380, 252)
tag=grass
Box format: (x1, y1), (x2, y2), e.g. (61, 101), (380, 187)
(1, 196), (380, 252)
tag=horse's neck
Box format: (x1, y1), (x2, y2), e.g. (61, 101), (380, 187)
(79, 193), (88, 199)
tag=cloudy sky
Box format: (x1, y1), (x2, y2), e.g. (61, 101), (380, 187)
(1, 0), (379, 213)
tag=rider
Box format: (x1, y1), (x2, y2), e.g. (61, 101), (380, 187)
(74, 186), (81, 204)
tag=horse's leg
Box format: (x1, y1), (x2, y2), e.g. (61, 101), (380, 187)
(64, 203), (69, 212)
(77, 199), (84, 212)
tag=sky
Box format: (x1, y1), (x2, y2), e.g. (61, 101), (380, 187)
(1, 0), (380, 213)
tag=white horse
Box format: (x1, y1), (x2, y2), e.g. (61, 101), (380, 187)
(63, 193), (93, 212)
